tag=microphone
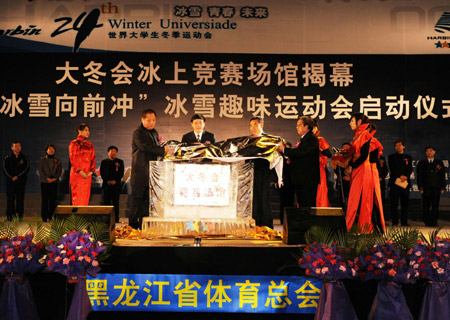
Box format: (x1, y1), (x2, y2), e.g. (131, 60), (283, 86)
(332, 147), (339, 153)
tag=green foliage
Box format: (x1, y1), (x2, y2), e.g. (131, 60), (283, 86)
(385, 226), (422, 255)
(304, 225), (336, 246)
(419, 227), (442, 246)
(0, 217), (50, 243)
(48, 215), (113, 245)
(303, 223), (426, 258)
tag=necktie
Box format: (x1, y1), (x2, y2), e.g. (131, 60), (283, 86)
(197, 134), (200, 142)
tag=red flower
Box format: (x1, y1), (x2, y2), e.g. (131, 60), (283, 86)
(69, 255), (76, 261)
(67, 250), (73, 256)
(375, 270), (382, 276)
(48, 240), (55, 244)
(47, 261), (52, 267)
(49, 252), (55, 258)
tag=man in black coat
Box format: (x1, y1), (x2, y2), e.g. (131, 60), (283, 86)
(100, 146), (124, 223)
(417, 146), (446, 227)
(181, 114), (216, 144)
(2, 142), (29, 221)
(248, 116), (274, 228)
(130, 109), (169, 229)
(377, 155), (388, 205)
(388, 140), (412, 226)
(278, 116), (320, 208)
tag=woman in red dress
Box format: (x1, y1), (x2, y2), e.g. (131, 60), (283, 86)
(368, 124), (386, 232)
(69, 123), (96, 205)
(345, 113), (375, 232)
(312, 121), (331, 207)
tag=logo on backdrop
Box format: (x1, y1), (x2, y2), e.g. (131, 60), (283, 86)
(0, 25), (41, 37)
(434, 12), (450, 33)
(426, 12), (450, 49)
(51, 8), (103, 53)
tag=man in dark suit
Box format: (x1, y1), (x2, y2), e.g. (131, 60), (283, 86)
(130, 109), (169, 229)
(278, 116), (320, 207)
(417, 146), (446, 227)
(388, 140), (412, 226)
(2, 141), (29, 221)
(275, 142), (295, 224)
(248, 116), (274, 228)
(181, 114), (216, 144)
(100, 146), (124, 223)
(377, 155), (388, 206)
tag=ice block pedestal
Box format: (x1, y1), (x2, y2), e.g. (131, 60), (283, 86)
(142, 160), (255, 237)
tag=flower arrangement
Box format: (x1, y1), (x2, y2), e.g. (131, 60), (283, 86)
(357, 241), (416, 284)
(0, 232), (44, 275)
(408, 238), (450, 282)
(299, 242), (358, 281)
(44, 230), (106, 279)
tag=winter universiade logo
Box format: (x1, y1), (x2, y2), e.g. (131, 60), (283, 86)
(51, 8), (103, 53)
(428, 12), (450, 49)
(434, 11), (450, 33)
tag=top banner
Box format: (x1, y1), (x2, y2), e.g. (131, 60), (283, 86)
(1, 0), (450, 54)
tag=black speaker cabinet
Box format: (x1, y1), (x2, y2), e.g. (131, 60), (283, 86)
(54, 205), (115, 231)
(282, 207), (346, 245)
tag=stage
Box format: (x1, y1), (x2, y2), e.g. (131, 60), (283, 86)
(21, 235), (313, 320)
(0, 217), (447, 319)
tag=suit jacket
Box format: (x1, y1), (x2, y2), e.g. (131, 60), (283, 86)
(388, 152), (412, 187)
(131, 124), (165, 188)
(417, 159), (446, 190)
(38, 155), (62, 183)
(181, 130), (216, 144)
(3, 152), (29, 185)
(284, 130), (320, 187)
(100, 158), (124, 189)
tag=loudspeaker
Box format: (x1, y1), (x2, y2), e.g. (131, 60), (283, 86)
(282, 207), (346, 245)
(54, 205), (115, 231)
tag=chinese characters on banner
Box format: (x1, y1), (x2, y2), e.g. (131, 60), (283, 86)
(86, 274), (322, 314)
(1, 58), (448, 120)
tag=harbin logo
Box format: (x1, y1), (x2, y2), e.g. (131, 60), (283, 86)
(434, 12), (450, 33)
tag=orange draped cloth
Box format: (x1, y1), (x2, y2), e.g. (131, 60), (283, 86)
(316, 136), (330, 207)
(346, 123), (374, 232)
(69, 135), (96, 205)
(370, 136), (386, 232)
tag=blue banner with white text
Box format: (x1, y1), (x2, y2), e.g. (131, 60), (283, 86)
(86, 274), (322, 313)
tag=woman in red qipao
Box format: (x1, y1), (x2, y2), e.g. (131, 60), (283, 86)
(312, 121), (331, 207)
(368, 124), (386, 232)
(345, 113), (375, 232)
(69, 123), (96, 206)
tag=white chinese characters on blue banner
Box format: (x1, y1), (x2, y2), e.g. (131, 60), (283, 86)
(86, 274), (322, 313)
